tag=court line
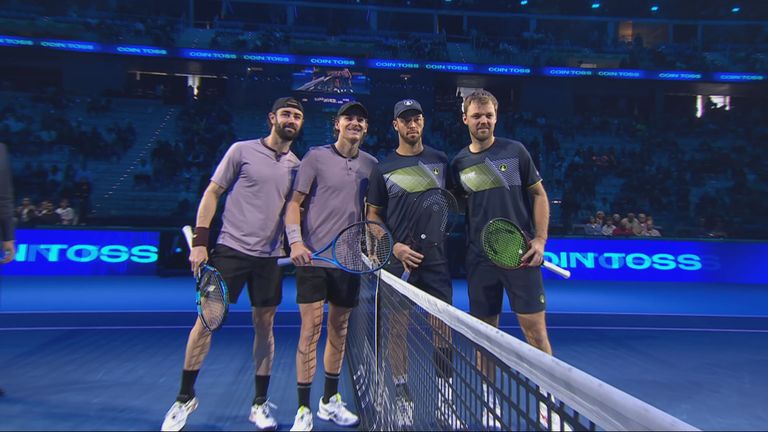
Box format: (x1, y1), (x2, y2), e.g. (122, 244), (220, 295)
(0, 324), (301, 331)
(1, 324), (767, 333)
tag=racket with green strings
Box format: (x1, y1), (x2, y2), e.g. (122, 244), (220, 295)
(481, 218), (571, 279)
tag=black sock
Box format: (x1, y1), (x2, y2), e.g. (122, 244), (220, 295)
(298, 382), (312, 409)
(323, 372), (340, 404)
(253, 375), (270, 406)
(177, 369), (200, 402)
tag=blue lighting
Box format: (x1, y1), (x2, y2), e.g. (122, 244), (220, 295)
(179, 49), (237, 60)
(650, 5), (659, 12)
(39, 39), (99, 52)
(591, 2), (601, 9)
(731, 6), (741, 13)
(520, 0), (529, 5)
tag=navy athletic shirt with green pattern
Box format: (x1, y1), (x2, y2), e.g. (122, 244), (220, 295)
(450, 137), (542, 262)
(367, 146), (449, 265)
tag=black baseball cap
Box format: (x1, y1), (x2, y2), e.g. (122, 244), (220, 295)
(271, 97), (304, 113)
(393, 99), (423, 119)
(337, 101), (368, 118)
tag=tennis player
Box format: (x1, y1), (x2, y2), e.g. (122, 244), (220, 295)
(365, 99), (458, 428)
(450, 89), (553, 428)
(161, 97), (304, 432)
(285, 101), (377, 431)
(0, 143), (16, 398)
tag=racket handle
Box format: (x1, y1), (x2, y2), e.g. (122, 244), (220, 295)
(542, 261), (571, 279)
(182, 225), (194, 249)
(277, 257), (292, 267)
(400, 270), (410, 281)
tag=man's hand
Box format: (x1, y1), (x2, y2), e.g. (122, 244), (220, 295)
(521, 237), (546, 267)
(393, 242), (423, 273)
(189, 245), (209, 276)
(0, 240), (15, 264)
(290, 242), (313, 266)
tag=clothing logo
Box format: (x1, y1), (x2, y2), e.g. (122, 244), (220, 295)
(432, 168), (440, 175)
(539, 294), (545, 304)
(500, 164), (508, 172)
(403, 99), (415, 106)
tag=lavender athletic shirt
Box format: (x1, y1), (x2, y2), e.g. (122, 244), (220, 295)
(292, 144), (378, 268)
(211, 138), (300, 257)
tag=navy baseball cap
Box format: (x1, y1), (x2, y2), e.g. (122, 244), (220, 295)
(393, 99), (423, 119)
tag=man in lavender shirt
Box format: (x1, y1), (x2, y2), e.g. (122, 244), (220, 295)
(162, 97), (304, 432)
(284, 101), (377, 431)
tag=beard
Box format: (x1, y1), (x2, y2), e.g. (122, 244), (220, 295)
(469, 125), (493, 141)
(274, 122), (299, 140)
(399, 129), (422, 145)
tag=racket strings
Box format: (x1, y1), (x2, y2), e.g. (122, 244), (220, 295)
(483, 221), (527, 268)
(411, 190), (458, 247)
(198, 269), (227, 330)
(335, 223), (393, 272)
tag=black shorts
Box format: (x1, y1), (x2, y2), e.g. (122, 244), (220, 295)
(209, 244), (283, 307)
(296, 266), (361, 308)
(466, 258), (545, 317)
(385, 260), (453, 304)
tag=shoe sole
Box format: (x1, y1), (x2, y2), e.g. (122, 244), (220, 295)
(249, 418), (278, 431)
(316, 411), (359, 427)
(162, 399), (199, 432)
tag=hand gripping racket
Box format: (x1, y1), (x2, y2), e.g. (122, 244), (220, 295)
(278, 220), (393, 274)
(481, 218), (571, 279)
(182, 225), (229, 331)
(399, 188), (459, 281)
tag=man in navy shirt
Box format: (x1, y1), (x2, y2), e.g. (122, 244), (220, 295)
(367, 99), (458, 428)
(451, 89), (553, 428)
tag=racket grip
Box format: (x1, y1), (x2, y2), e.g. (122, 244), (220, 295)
(400, 270), (410, 281)
(277, 257), (292, 267)
(542, 261), (571, 279)
(182, 225), (194, 249)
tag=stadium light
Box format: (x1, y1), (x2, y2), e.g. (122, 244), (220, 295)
(650, 5), (659, 12)
(731, 6), (741, 13)
(591, 2), (601, 9)
(520, 0), (528, 5)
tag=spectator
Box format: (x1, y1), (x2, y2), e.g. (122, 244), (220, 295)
(613, 220), (634, 236)
(601, 217), (615, 236)
(16, 197), (37, 227)
(641, 220), (661, 237)
(55, 198), (76, 225)
(595, 210), (606, 226)
(635, 213), (648, 235)
(621, 212), (641, 235)
(584, 216), (602, 235)
(36, 200), (61, 225)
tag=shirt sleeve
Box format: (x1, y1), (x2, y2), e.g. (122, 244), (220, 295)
(519, 143), (543, 188)
(366, 164), (388, 209)
(293, 148), (318, 195)
(210, 142), (242, 189)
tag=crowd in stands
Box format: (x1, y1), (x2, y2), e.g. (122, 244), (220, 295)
(1, 1), (765, 73)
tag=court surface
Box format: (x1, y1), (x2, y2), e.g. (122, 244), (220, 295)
(1, 275), (766, 430)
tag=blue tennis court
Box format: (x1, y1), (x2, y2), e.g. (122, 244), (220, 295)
(1, 274), (766, 431)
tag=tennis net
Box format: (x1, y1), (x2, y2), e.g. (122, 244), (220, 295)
(346, 268), (698, 431)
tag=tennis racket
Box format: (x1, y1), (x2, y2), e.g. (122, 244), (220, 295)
(278, 220), (393, 274)
(481, 218), (571, 279)
(182, 225), (229, 332)
(399, 188), (459, 281)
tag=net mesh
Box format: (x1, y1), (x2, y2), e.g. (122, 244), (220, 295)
(482, 218), (528, 269)
(197, 266), (228, 331)
(334, 221), (393, 272)
(346, 269), (698, 431)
